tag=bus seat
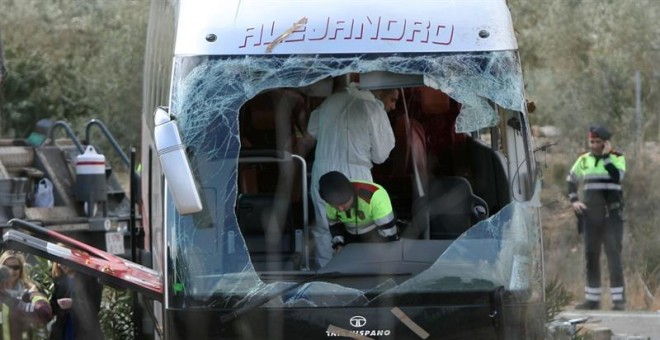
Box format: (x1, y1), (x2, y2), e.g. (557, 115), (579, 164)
(466, 138), (510, 214)
(408, 176), (488, 240)
(236, 193), (301, 261)
(236, 148), (306, 270)
(238, 164), (259, 194)
(240, 90), (305, 202)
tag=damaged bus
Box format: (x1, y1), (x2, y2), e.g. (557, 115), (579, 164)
(2, 0), (545, 339)
(143, 0), (545, 338)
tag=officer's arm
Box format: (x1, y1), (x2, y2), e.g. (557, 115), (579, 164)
(25, 294), (53, 325)
(326, 206), (345, 248)
(603, 153), (625, 183)
(376, 218), (398, 241)
(566, 154), (589, 202)
(329, 223), (345, 249)
(372, 190), (398, 241)
(0, 291), (53, 325)
(603, 161), (620, 182)
(566, 169), (580, 203)
(566, 157), (588, 213)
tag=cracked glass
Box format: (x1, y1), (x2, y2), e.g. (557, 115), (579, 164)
(164, 51), (542, 313)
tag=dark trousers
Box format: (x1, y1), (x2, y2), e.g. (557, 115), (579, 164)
(583, 205), (625, 301)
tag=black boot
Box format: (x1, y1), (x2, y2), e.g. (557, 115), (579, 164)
(574, 301), (600, 310)
(612, 302), (625, 311)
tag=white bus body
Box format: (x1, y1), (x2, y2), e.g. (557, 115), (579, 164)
(137, 1), (544, 338)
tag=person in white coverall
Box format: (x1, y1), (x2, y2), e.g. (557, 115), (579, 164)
(307, 82), (397, 268)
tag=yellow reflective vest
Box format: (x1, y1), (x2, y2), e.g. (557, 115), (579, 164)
(325, 180), (395, 236)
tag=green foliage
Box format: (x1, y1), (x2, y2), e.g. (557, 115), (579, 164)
(509, 0), (660, 144)
(0, 51), (50, 137)
(23, 255), (136, 340)
(630, 220), (660, 292)
(100, 288), (136, 340)
(26, 255), (54, 295)
(0, 49), (91, 138)
(0, 0), (149, 153)
(621, 156), (660, 294)
(545, 277), (574, 322)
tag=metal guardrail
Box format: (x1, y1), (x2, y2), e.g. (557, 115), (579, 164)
(44, 121), (85, 153)
(85, 119), (130, 168)
(85, 119), (141, 186)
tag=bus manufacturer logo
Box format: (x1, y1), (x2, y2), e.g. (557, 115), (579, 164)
(349, 316), (367, 328)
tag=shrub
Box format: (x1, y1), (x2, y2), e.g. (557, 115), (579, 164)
(545, 277), (574, 322)
(25, 255), (136, 339)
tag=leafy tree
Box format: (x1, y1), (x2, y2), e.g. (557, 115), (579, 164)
(0, 0), (148, 155)
(1, 1), (149, 338)
(509, 0), (660, 146)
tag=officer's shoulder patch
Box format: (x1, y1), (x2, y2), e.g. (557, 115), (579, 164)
(353, 182), (379, 203)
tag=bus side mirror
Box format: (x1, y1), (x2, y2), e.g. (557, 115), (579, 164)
(153, 107), (203, 214)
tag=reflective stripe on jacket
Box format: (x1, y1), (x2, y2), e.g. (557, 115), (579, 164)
(567, 152), (625, 205)
(326, 181), (395, 235)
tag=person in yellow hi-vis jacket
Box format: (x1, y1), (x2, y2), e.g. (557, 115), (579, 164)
(318, 171), (399, 254)
(567, 125), (626, 311)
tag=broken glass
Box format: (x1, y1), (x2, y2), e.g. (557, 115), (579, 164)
(165, 51), (540, 310)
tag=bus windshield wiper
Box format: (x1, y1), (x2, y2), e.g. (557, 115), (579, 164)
(219, 271), (410, 325)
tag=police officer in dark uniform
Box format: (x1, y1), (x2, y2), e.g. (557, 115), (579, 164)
(567, 125), (626, 310)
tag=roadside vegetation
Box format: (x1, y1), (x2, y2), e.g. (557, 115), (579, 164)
(0, 0), (149, 164)
(24, 256), (135, 339)
(1, 0), (659, 336)
(1, 1), (148, 338)
(509, 0), (660, 314)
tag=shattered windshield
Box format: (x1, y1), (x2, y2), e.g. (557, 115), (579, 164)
(165, 52), (541, 310)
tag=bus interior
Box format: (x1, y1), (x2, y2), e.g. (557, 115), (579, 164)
(231, 71), (532, 282)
